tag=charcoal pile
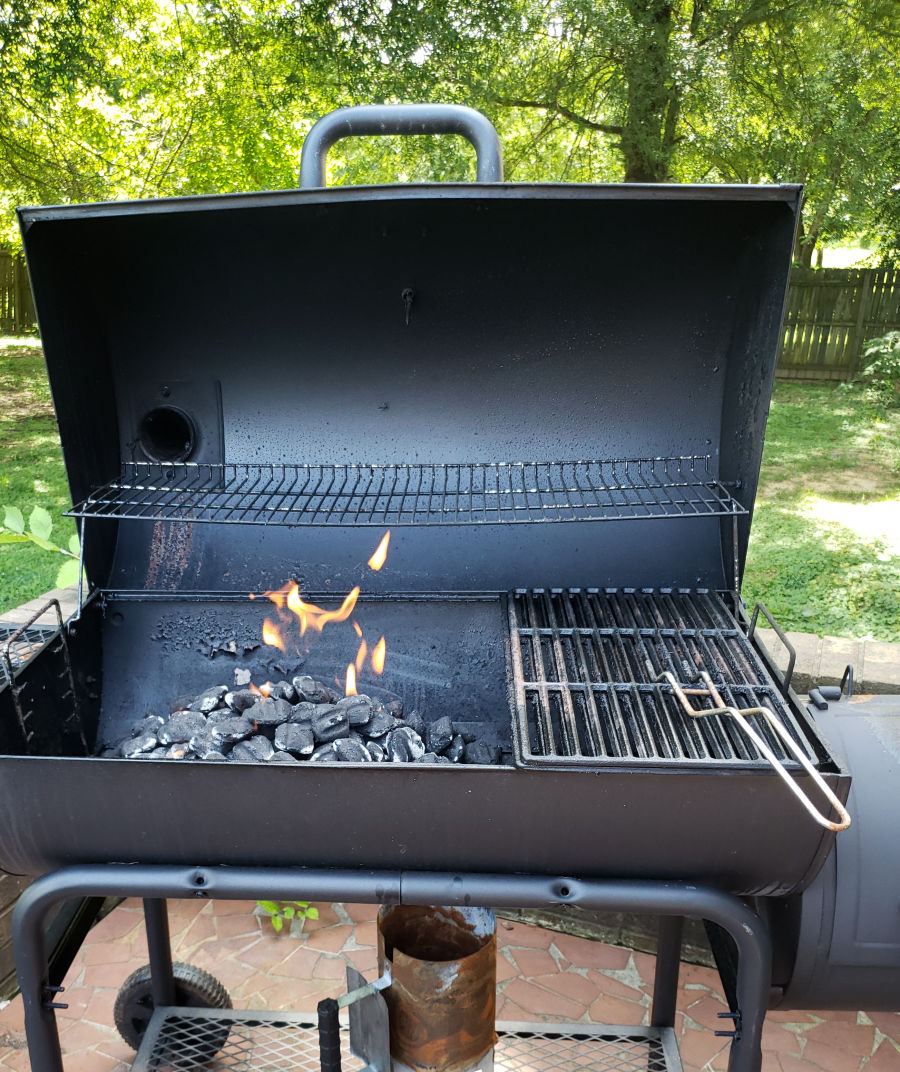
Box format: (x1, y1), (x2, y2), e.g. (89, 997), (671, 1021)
(101, 675), (502, 765)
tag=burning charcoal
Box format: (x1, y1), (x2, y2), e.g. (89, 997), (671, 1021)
(269, 751), (298, 763)
(226, 689), (259, 713)
(209, 716), (255, 746)
(363, 708), (395, 740)
(337, 697), (374, 728)
(165, 743), (194, 759)
(289, 702), (316, 723)
(309, 742), (339, 762)
(405, 710), (426, 738)
(415, 752), (453, 764)
(269, 680), (298, 703)
(366, 741), (386, 762)
(158, 712), (208, 746)
(230, 735), (275, 762)
(426, 716), (454, 755)
(188, 686), (228, 714)
(169, 693), (199, 714)
(292, 675), (336, 704)
(452, 724), (478, 744)
(130, 715), (164, 738)
(246, 697), (292, 727)
(445, 735), (466, 764)
(386, 726), (426, 763)
(387, 698), (404, 719)
(334, 738), (373, 762)
(274, 723), (315, 757)
(148, 747), (168, 758)
(206, 708), (236, 726)
(312, 708), (350, 744)
(189, 731), (225, 758)
(463, 742), (503, 765)
(121, 734), (158, 758)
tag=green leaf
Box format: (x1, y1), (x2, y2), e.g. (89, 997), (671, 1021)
(56, 560), (82, 588)
(305, 906), (319, 920)
(29, 534), (59, 552)
(3, 506), (25, 534)
(28, 506), (53, 541)
(271, 915), (283, 932)
(283, 906), (295, 919)
(68, 533), (81, 556)
(0, 532), (29, 544)
(257, 900), (280, 916)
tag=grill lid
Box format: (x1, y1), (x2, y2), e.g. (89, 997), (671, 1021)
(19, 107), (800, 594)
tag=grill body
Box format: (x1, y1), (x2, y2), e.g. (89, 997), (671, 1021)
(2, 170), (852, 896)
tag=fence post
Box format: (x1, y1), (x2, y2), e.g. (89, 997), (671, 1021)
(846, 268), (875, 380)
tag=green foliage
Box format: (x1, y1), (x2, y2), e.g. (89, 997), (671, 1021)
(855, 331), (900, 410)
(256, 900), (319, 934)
(0, 504), (84, 589)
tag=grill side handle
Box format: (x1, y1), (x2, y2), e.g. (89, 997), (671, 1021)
(299, 103), (504, 187)
(749, 601), (797, 694)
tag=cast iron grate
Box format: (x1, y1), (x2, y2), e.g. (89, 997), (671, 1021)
(0, 623), (56, 688)
(67, 456), (744, 527)
(508, 587), (827, 769)
(133, 1008), (681, 1072)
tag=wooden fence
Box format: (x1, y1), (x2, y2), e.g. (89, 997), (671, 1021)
(0, 250), (36, 334)
(778, 267), (900, 381)
(0, 250), (898, 379)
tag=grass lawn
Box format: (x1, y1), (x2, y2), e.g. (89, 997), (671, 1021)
(1, 340), (898, 640)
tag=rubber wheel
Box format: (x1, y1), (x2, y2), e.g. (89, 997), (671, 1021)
(114, 961), (232, 1055)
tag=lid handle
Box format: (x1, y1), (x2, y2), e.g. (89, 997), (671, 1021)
(299, 103), (504, 188)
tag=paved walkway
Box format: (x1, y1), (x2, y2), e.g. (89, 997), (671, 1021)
(1, 898), (899, 1072)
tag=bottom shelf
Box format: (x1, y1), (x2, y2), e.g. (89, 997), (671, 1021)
(134, 1006), (682, 1072)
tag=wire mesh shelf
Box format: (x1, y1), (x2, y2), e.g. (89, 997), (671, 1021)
(133, 1007), (681, 1072)
(0, 622), (56, 688)
(67, 456), (745, 527)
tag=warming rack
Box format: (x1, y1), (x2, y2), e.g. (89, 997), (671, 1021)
(66, 455), (745, 527)
(0, 622), (56, 689)
(508, 588), (828, 770)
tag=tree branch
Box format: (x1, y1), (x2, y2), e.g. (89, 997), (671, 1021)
(496, 97), (623, 136)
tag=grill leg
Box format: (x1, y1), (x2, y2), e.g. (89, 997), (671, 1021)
(651, 914), (683, 1028)
(144, 898), (176, 1006)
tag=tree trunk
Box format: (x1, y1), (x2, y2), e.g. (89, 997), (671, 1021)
(620, 1), (679, 182)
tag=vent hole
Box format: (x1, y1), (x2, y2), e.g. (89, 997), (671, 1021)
(139, 407), (195, 463)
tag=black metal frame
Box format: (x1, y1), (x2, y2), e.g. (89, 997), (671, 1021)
(14, 865), (771, 1072)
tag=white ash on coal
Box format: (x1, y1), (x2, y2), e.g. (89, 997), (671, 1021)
(101, 674), (503, 766)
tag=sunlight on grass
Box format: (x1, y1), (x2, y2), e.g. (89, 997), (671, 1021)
(0, 336), (41, 350)
(805, 496), (900, 556)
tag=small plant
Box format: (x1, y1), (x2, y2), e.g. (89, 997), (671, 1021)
(256, 900), (319, 934)
(855, 331), (900, 410)
(0, 505), (85, 588)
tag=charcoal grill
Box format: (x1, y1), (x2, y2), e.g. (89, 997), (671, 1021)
(7, 104), (894, 1072)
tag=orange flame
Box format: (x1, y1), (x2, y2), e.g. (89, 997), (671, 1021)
(249, 681), (272, 698)
(345, 663), (357, 696)
(368, 531), (391, 571)
(262, 619), (286, 651)
(355, 639), (368, 672)
(353, 621), (363, 638)
(279, 583), (360, 635)
(372, 636), (386, 675)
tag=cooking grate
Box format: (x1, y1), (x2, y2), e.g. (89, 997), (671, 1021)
(133, 1008), (680, 1072)
(0, 623), (56, 688)
(67, 455), (744, 527)
(509, 588), (827, 769)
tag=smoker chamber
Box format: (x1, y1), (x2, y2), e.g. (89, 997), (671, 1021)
(0, 106), (850, 896)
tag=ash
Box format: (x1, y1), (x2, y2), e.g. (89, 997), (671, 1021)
(101, 674), (502, 766)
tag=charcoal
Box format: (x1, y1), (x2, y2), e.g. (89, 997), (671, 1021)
(209, 716), (254, 746)
(445, 735), (466, 763)
(158, 712), (208, 746)
(312, 709), (350, 743)
(198, 750), (227, 761)
(387, 698), (404, 719)
(386, 726), (426, 763)
(274, 723), (315, 757)
(463, 741), (502, 765)
(415, 752), (452, 764)
(309, 742), (339, 762)
(452, 723), (478, 743)
(206, 708), (236, 726)
(226, 689), (259, 713)
(366, 741), (386, 762)
(130, 715), (164, 738)
(269, 680), (297, 703)
(405, 710), (426, 738)
(188, 686), (228, 713)
(334, 738), (373, 762)
(363, 708), (395, 739)
(230, 735), (275, 762)
(169, 692), (198, 713)
(338, 697), (374, 728)
(292, 675), (336, 704)
(99, 747), (120, 758)
(289, 702), (317, 723)
(269, 751), (298, 763)
(189, 731), (224, 757)
(121, 734), (158, 758)
(246, 697), (292, 727)
(234, 667), (252, 686)
(426, 716), (454, 755)
(165, 743), (194, 759)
